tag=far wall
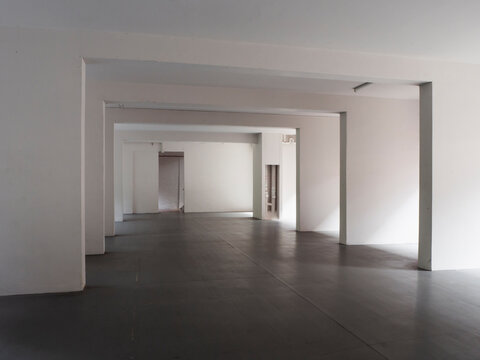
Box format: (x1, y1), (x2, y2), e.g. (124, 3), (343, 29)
(121, 140), (254, 215)
(163, 141), (254, 213)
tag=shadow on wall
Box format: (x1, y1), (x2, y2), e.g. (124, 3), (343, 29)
(311, 206), (340, 233)
(302, 175), (340, 233)
(364, 192), (419, 245)
(305, 191), (418, 246)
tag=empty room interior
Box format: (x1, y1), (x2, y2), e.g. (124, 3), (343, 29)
(2, 1), (480, 359)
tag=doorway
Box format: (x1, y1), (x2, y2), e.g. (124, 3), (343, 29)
(265, 164), (279, 219)
(158, 152), (184, 212)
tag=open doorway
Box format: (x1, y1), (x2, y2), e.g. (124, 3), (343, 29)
(265, 165), (279, 219)
(158, 152), (184, 212)
(279, 134), (296, 226)
(256, 133), (297, 227)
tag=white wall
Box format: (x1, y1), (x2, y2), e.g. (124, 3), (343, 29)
(345, 103), (419, 245)
(115, 130), (258, 218)
(133, 150), (159, 214)
(262, 133), (282, 165)
(162, 142), (253, 213)
(119, 139), (254, 215)
(118, 132), (296, 222)
(297, 120), (341, 232)
(122, 142), (161, 214)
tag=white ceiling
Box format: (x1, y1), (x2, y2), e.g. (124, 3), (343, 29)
(115, 123), (297, 135)
(89, 60), (419, 100)
(2, 0), (480, 64)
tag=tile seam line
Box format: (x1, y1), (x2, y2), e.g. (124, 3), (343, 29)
(219, 235), (389, 360)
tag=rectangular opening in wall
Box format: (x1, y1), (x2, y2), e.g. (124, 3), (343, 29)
(265, 164), (279, 219)
(158, 152), (184, 212)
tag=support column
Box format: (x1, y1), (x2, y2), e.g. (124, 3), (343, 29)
(420, 73), (480, 270)
(85, 93), (105, 255)
(296, 129), (301, 230)
(252, 134), (263, 219)
(114, 132), (124, 222)
(418, 83), (432, 270)
(104, 114), (115, 236)
(339, 113), (347, 244)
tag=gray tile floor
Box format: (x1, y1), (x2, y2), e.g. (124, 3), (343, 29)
(2, 212), (480, 359)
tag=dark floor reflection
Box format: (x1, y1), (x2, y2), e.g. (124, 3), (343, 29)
(1, 212), (480, 359)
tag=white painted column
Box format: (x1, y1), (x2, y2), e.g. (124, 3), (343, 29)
(418, 83), (432, 270)
(420, 73), (480, 270)
(104, 115), (115, 236)
(339, 113), (347, 244)
(252, 134), (263, 219)
(85, 95), (105, 254)
(114, 132), (124, 222)
(122, 143), (134, 214)
(0, 29), (85, 295)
